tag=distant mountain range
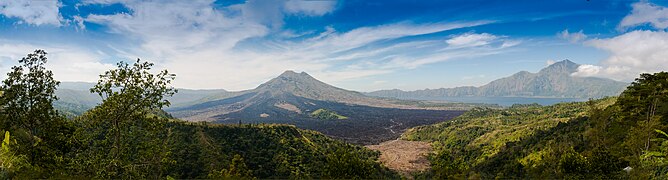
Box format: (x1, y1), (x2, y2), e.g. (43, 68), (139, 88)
(54, 82), (230, 115)
(365, 60), (629, 100)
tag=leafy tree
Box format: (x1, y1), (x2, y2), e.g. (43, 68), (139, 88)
(618, 72), (668, 158)
(0, 50), (60, 129)
(72, 59), (176, 178)
(640, 129), (668, 178)
(0, 50), (72, 177)
(208, 154), (254, 179)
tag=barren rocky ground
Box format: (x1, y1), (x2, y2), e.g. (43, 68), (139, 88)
(366, 140), (432, 178)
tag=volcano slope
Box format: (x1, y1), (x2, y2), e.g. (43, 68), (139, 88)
(168, 71), (464, 145)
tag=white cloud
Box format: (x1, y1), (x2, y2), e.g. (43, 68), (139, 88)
(234, 0), (337, 29)
(446, 32), (498, 47)
(558, 29), (587, 43)
(573, 2), (668, 81)
(0, 0), (62, 26)
(284, 0), (337, 16)
(85, 0), (269, 59)
(573, 30), (668, 81)
(0, 42), (114, 82)
(570, 64), (602, 77)
(76, 0), (508, 90)
(306, 21), (493, 54)
(546, 59), (556, 66)
(619, 2), (668, 30)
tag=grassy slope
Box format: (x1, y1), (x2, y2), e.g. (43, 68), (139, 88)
(310, 108), (348, 120)
(402, 97), (619, 178)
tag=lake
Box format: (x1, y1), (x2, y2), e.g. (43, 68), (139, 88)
(415, 96), (589, 106)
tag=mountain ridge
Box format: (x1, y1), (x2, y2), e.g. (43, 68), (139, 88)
(166, 70), (465, 144)
(366, 60), (628, 99)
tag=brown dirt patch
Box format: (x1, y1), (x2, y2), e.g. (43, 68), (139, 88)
(366, 140), (432, 178)
(274, 103), (302, 114)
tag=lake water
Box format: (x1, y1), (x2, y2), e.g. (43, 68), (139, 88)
(414, 96), (589, 107)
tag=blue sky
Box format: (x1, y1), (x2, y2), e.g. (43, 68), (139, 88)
(1, 0), (667, 91)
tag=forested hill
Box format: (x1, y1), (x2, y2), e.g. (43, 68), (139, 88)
(402, 71), (668, 179)
(0, 51), (399, 179)
(367, 60), (629, 99)
(164, 122), (399, 179)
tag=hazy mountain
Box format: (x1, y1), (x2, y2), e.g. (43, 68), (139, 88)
(366, 60), (629, 99)
(168, 70), (463, 144)
(54, 82), (230, 115)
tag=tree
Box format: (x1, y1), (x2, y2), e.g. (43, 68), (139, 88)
(618, 72), (668, 161)
(0, 49), (60, 144)
(0, 50), (71, 176)
(90, 58), (176, 157)
(208, 154), (254, 179)
(72, 59), (176, 178)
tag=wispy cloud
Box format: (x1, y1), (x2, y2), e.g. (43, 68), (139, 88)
(446, 32), (498, 47)
(574, 30), (668, 81)
(0, 0), (62, 26)
(573, 2), (668, 81)
(0, 41), (114, 82)
(619, 2), (668, 30)
(0, 0), (520, 91)
(76, 0), (507, 90)
(558, 29), (587, 43)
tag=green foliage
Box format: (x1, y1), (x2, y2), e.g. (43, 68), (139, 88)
(70, 59), (176, 179)
(640, 129), (668, 179)
(0, 50), (74, 178)
(404, 97), (626, 178)
(165, 122), (398, 179)
(0, 131), (31, 179)
(0, 50), (60, 131)
(208, 154), (253, 179)
(310, 108), (348, 120)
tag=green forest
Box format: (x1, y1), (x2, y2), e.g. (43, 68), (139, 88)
(403, 71), (668, 179)
(0, 50), (399, 179)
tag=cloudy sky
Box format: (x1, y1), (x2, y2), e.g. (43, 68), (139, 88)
(0, 0), (667, 91)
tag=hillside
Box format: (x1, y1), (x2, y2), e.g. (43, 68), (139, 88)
(164, 121), (400, 179)
(367, 60), (629, 99)
(402, 98), (620, 178)
(169, 71), (464, 145)
(400, 71), (668, 179)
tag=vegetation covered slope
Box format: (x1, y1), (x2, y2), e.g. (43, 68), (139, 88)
(367, 60), (628, 99)
(166, 122), (397, 179)
(310, 108), (348, 120)
(0, 50), (399, 179)
(403, 71), (668, 179)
